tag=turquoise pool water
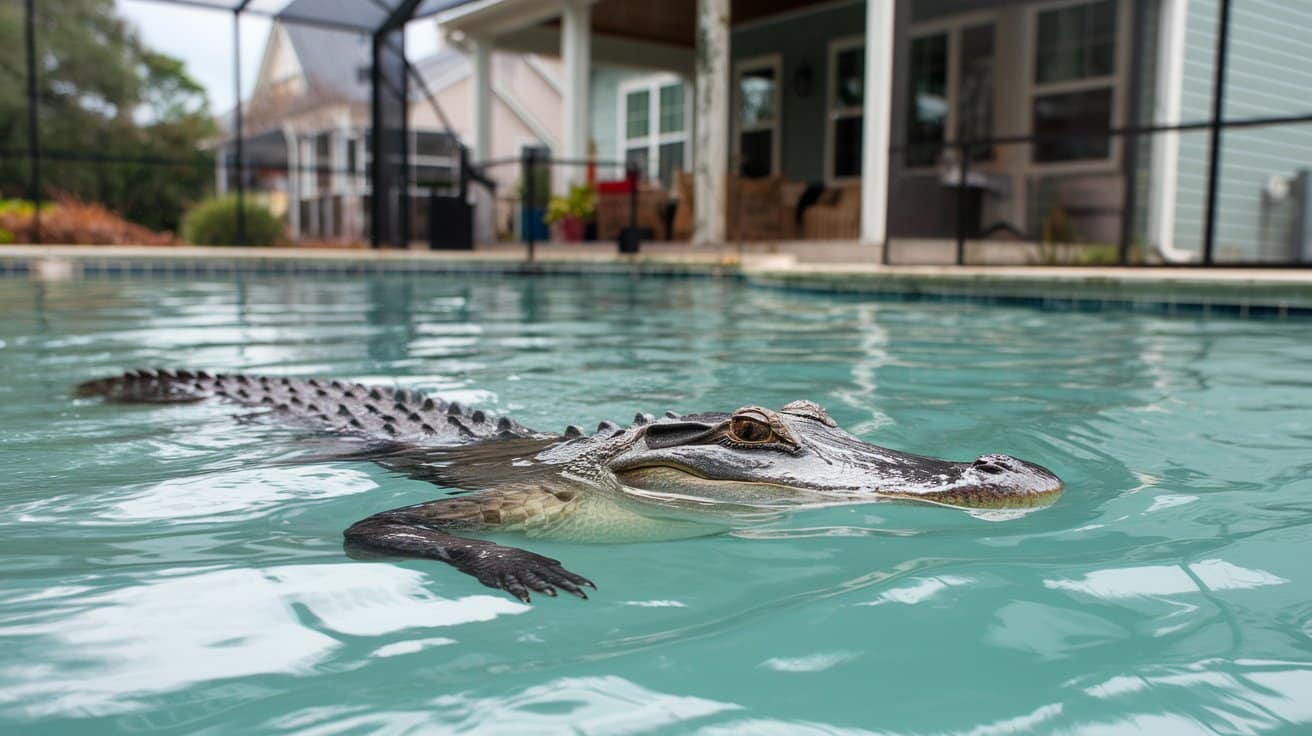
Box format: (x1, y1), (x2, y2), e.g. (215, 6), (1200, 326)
(1, 275), (1310, 734)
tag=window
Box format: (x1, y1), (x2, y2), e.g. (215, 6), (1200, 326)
(907, 34), (946, 167)
(828, 39), (864, 181)
(412, 131), (459, 196)
(735, 55), (781, 178)
(315, 132), (332, 194)
(620, 76), (690, 189)
(905, 20), (995, 168)
(958, 24), (995, 160)
(1031, 0), (1117, 163)
(1035, 0), (1115, 84)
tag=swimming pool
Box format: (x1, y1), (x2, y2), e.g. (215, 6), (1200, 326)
(2, 274), (1309, 733)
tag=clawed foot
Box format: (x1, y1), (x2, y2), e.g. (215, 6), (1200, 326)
(460, 545), (596, 603)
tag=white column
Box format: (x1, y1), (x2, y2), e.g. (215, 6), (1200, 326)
(560, 0), (591, 192)
(694, 0), (729, 245)
(216, 148), (227, 196)
(471, 37), (492, 164)
(1148, 0), (1193, 262)
(860, 0), (895, 246)
(283, 125), (300, 240)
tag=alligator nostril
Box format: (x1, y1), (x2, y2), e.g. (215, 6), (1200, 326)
(973, 455), (1015, 474)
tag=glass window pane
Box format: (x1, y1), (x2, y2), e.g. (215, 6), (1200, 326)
(1035, 0), (1116, 84)
(658, 141), (685, 188)
(315, 132), (332, 190)
(416, 131), (455, 158)
(625, 146), (649, 177)
(907, 33), (947, 167)
(659, 84), (685, 134)
(1032, 88), (1113, 162)
(739, 130), (773, 177)
(833, 115), (863, 178)
(959, 24), (994, 162)
(415, 164), (456, 191)
(626, 90), (650, 140)
(739, 68), (776, 127)
(835, 47), (865, 109)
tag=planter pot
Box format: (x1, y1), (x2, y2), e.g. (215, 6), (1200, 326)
(555, 215), (587, 242)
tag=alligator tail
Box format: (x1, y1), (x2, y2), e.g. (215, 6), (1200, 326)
(75, 369), (540, 444)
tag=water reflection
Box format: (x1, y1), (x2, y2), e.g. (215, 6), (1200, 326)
(0, 564), (525, 719)
(3, 275), (1312, 733)
(1045, 561), (1288, 598)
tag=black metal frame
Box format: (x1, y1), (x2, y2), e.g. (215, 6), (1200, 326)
(23, 0), (39, 241)
(474, 153), (637, 259)
(886, 0), (1312, 268)
(9, 0), (1311, 266)
(11, 0), (447, 248)
(370, 0), (426, 249)
(1200, 0), (1233, 266)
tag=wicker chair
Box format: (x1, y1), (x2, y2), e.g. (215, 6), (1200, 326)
(727, 174), (792, 241)
(800, 182), (861, 239)
(596, 179), (667, 241)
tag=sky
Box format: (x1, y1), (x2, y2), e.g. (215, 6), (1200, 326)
(115, 0), (440, 115)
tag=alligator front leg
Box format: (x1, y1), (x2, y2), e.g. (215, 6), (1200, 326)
(343, 487), (595, 603)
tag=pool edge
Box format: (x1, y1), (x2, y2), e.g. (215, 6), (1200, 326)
(3, 245), (1311, 318)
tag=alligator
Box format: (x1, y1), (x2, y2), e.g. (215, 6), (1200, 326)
(75, 369), (1064, 602)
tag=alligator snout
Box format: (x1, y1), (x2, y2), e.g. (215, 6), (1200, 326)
(970, 453), (1018, 477)
(942, 453), (1064, 508)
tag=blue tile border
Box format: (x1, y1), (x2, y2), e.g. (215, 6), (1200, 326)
(0, 255), (734, 284)
(744, 276), (1312, 320)
(3, 253), (1311, 319)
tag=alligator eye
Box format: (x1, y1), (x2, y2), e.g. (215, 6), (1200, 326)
(728, 416), (775, 444)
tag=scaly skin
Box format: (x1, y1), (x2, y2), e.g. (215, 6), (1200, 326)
(76, 369), (1064, 602)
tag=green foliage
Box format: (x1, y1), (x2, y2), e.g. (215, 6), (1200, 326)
(182, 195), (284, 246)
(544, 184), (596, 225)
(0, 227), (12, 245)
(0, 0), (216, 234)
(0, 199), (54, 217)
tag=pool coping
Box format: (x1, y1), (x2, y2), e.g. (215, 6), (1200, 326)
(3, 245), (1311, 317)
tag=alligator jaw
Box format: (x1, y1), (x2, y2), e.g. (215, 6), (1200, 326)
(878, 482), (1065, 510)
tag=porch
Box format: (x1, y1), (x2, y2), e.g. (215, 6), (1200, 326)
(437, 0), (894, 251)
(435, 0), (1312, 267)
(434, 0), (1145, 265)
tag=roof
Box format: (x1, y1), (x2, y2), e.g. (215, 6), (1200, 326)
(139, 0), (478, 33)
(277, 0), (389, 31)
(274, 0), (473, 104)
(282, 20), (372, 104)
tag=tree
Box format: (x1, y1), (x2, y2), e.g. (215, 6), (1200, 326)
(0, 0), (217, 233)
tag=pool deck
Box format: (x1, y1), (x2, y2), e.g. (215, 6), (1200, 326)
(3, 243), (1312, 316)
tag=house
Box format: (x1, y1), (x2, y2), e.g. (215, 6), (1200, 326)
(221, 0), (565, 244)
(434, 0), (1312, 264)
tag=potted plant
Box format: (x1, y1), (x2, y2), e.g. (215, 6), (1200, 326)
(544, 184), (595, 242)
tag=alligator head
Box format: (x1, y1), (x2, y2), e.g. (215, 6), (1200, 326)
(602, 400), (1063, 511)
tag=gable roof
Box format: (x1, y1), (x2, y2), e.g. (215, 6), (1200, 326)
(277, 0), (392, 31)
(270, 0), (474, 107)
(281, 21), (372, 104)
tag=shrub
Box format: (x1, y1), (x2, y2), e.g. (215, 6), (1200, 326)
(182, 195), (284, 246)
(0, 195), (173, 245)
(544, 184), (596, 225)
